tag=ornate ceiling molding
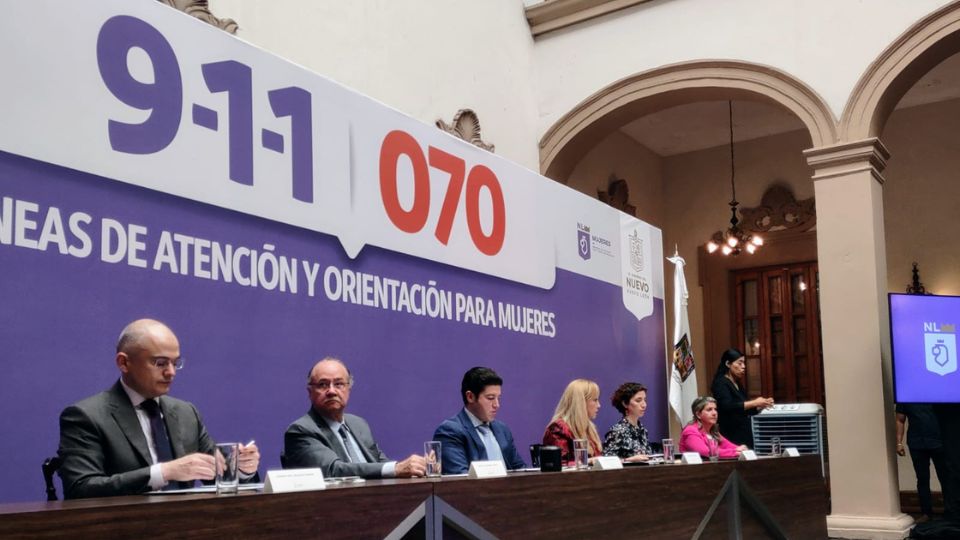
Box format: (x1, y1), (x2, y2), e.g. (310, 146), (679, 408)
(739, 184), (815, 234)
(158, 0), (238, 34)
(525, 0), (654, 38)
(436, 109), (495, 152)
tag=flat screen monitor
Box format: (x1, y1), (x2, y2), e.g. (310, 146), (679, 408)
(889, 293), (960, 403)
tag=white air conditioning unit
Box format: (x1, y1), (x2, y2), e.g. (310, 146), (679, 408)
(752, 403), (826, 476)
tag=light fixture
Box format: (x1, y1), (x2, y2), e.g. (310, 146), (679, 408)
(705, 101), (762, 256)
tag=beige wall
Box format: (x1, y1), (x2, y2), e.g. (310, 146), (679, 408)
(209, 0), (542, 170)
(566, 130), (664, 227)
(532, 0), (950, 136)
(883, 98), (960, 298)
(880, 97), (960, 493)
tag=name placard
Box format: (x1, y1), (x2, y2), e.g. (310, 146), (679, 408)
(739, 450), (758, 461)
(263, 468), (326, 494)
(783, 447), (801, 457)
(468, 460), (508, 479)
(681, 452), (703, 465)
(592, 456), (624, 470)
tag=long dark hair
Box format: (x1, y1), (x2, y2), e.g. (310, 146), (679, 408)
(713, 348), (744, 382)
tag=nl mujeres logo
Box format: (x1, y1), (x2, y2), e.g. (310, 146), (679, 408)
(924, 321), (957, 376)
(577, 223), (591, 260)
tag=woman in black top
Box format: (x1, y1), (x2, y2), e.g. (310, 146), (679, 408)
(710, 348), (774, 447)
(602, 382), (652, 462)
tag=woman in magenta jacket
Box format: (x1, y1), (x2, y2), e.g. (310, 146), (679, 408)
(679, 396), (747, 459)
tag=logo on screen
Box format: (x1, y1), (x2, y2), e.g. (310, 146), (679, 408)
(923, 322), (957, 376)
(577, 224), (591, 260)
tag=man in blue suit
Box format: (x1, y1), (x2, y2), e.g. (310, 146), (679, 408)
(433, 366), (526, 474)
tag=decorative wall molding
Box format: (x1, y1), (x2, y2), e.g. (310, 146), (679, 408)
(158, 0), (238, 34)
(739, 184), (815, 234)
(840, 1), (960, 141)
(597, 175), (636, 216)
(804, 137), (890, 184)
(525, 0), (653, 38)
(436, 109), (495, 152)
(538, 60), (838, 180)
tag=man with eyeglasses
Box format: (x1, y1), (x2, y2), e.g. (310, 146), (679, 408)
(282, 357), (426, 478)
(57, 319), (260, 498)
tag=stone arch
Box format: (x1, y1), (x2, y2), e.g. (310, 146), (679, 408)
(539, 60), (839, 180)
(842, 1), (960, 141)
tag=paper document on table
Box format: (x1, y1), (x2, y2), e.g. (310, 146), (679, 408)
(147, 483), (264, 495)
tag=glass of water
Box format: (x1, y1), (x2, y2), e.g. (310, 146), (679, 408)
(573, 439), (589, 469)
(424, 441), (442, 477)
(662, 438), (675, 464)
(215, 442), (239, 494)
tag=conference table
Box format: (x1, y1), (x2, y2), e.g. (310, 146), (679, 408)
(0, 455), (827, 539)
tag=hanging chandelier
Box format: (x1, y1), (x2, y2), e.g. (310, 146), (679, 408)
(706, 101), (763, 256)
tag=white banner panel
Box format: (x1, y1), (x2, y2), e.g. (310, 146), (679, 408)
(0, 1), (554, 288)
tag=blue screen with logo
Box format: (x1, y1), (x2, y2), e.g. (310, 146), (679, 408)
(890, 293), (960, 403)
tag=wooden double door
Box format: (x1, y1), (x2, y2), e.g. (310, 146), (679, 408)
(733, 261), (825, 405)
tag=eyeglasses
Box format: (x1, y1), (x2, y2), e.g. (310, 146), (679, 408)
(308, 379), (349, 391)
(148, 356), (184, 370)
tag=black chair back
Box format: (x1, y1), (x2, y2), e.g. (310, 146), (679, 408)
(42, 456), (62, 501)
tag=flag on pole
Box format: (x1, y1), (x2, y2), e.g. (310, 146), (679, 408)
(667, 247), (698, 426)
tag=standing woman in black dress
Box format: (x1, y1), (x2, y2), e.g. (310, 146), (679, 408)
(710, 348), (775, 447)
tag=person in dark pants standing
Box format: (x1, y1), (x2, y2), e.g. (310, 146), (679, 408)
(896, 403), (949, 521)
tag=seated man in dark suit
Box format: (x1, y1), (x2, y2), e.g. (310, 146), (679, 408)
(282, 357), (426, 478)
(57, 319), (260, 499)
(433, 366), (526, 474)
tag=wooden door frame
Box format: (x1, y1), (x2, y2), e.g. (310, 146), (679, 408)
(731, 261), (823, 403)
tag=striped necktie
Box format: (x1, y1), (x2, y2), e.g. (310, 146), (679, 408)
(338, 425), (365, 463)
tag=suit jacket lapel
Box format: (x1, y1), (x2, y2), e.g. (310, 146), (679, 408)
(160, 397), (186, 459)
(490, 422), (506, 450)
(107, 382), (152, 466)
(344, 417), (375, 462)
(311, 410), (349, 462)
(458, 410), (487, 460)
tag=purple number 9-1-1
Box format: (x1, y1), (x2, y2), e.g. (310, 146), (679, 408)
(97, 15), (182, 154)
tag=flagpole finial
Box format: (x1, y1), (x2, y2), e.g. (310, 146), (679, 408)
(667, 245), (684, 266)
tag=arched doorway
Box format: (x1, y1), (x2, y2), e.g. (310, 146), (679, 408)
(539, 60), (838, 182)
(538, 60), (835, 395)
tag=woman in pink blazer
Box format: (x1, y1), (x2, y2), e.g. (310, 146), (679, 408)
(679, 396), (748, 459)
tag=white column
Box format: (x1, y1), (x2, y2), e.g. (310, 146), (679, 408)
(804, 138), (912, 539)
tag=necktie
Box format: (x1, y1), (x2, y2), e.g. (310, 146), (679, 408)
(140, 399), (174, 464)
(477, 424), (504, 462)
(338, 425), (365, 463)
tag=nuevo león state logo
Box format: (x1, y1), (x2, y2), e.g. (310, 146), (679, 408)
(629, 230), (644, 272)
(923, 322), (957, 376)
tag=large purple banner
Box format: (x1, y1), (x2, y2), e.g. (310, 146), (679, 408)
(0, 0), (667, 504)
(0, 151), (666, 502)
